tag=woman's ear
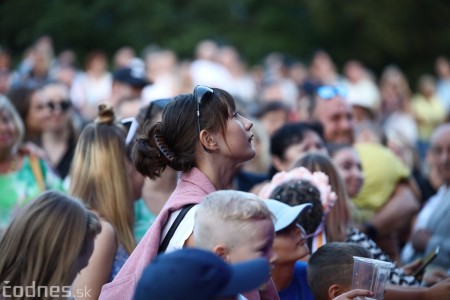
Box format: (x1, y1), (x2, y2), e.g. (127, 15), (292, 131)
(199, 130), (218, 151)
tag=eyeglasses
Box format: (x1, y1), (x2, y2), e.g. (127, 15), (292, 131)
(316, 85), (348, 100)
(193, 85), (214, 133)
(47, 100), (72, 112)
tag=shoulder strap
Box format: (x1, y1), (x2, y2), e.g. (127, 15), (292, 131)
(29, 155), (46, 192)
(158, 204), (196, 254)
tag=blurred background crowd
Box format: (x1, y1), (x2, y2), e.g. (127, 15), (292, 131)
(1, 1), (450, 299)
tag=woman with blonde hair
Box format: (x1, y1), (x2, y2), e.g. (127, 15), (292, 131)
(0, 95), (62, 232)
(0, 190), (101, 300)
(70, 104), (135, 299)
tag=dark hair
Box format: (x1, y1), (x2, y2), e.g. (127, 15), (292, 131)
(270, 121), (324, 160)
(269, 179), (323, 237)
(132, 88), (236, 179)
(268, 121), (324, 177)
(326, 143), (353, 159)
(251, 101), (290, 119)
(6, 83), (42, 125)
(307, 242), (372, 300)
(84, 50), (108, 70)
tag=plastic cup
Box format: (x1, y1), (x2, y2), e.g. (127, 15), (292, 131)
(352, 256), (393, 300)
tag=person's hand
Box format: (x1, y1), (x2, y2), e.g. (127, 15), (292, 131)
(423, 268), (450, 287)
(17, 142), (48, 160)
(333, 289), (373, 300)
(423, 278), (450, 299)
(411, 229), (432, 252)
(402, 259), (422, 275)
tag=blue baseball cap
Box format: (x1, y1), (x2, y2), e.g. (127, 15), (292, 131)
(133, 248), (270, 300)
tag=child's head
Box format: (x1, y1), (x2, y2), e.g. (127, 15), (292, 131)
(134, 248), (270, 300)
(269, 179), (323, 237)
(194, 190), (276, 264)
(265, 199), (311, 265)
(270, 122), (326, 174)
(307, 242), (371, 300)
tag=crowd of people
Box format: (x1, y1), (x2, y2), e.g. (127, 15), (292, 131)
(1, 35), (450, 299)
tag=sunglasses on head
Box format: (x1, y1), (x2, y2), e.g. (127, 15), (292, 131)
(193, 85), (214, 133)
(316, 85), (348, 100)
(47, 100), (72, 112)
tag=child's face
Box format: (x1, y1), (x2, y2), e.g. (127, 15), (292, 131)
(273, 223), (309, 264)
(227, 219), (277, 267)
(279, 130), (327, 171)
(332, 147), (364, 198)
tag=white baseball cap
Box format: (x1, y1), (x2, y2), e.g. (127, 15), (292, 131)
(265, 199), (311, 232)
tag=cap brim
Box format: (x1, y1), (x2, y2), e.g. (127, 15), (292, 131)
(218, 258), (270, 297)
(128, 78), (151, 88)
(265, 199), (312, 232)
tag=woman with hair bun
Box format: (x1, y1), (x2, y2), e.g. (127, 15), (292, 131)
(100, 86), (275, 300)
(70, 103), (135, 299)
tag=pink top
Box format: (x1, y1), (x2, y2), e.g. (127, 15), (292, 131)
(99, 167), (279, 300)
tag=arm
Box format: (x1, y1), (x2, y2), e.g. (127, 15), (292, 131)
(184, 232), (195, 247)
(369, 182), (420, 236)
(347, 228), (419, 286)
(72, 220), (117, 300)
(385, 278), (450, 300)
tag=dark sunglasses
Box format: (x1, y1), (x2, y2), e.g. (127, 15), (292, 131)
(144, 98), (171, 121)
(193, 85), (214, 133)
(47, 100), (72, 112)
(316, 85), (348, 100)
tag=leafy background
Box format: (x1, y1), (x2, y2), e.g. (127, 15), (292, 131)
(1, 0), (449, 84)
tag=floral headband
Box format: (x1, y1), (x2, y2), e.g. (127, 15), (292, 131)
(258, 167), (337, 214)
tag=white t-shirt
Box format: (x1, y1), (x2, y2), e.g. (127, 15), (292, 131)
(401, 185), (447, 263)
(160, 205), (199, 253)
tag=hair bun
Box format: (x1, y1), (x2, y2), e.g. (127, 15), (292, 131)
(96, 103), (115, 124)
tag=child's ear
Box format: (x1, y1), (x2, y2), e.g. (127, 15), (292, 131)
(328, 284), (347, 299)
(212, 245), (230, 262)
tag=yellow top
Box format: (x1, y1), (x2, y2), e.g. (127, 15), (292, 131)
(352, 143), (410, 222)
(411, 94), (446, 141)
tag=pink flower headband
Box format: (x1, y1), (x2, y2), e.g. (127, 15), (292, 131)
(258, 167), (337, 214)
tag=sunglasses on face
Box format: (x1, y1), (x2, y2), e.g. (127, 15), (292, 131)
(316, 85), (348, 100)
(47, 100), (72, 112)
(193, 85), (214, 133)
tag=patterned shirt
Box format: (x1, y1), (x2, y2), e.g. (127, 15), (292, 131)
(346, 227), (419, 286)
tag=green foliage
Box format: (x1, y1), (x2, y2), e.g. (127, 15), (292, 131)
(1, 0), (449, 83)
